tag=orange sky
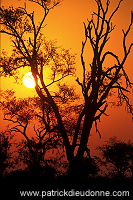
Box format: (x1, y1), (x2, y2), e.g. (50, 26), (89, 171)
(0, 0), (133, 155)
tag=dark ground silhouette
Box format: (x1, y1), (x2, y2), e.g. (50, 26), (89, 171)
(1, 170), (133, 199)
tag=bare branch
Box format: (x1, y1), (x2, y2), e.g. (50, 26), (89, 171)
(95, 120), (102, 138)
(46, 74), (73, 87)
(81, 28), (87, 89)
(122, 11), (133, 56)
(109, 0), (123, 22)
(94, 103), (108, 121)
(101, 51), (120, 65)
(111, 85), (130, 92)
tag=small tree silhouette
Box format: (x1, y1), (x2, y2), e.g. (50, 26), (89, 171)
(97, 137), (133, 178)
(0, 89), (79, 175)
(0, 130), (14, 176)
(0, 0), (133, 177)
(0, 90), (63, 175)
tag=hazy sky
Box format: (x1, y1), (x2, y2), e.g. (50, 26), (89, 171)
(0, 0), (133, 154)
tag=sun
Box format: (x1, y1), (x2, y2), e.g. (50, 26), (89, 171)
(23, 72), (36, 88)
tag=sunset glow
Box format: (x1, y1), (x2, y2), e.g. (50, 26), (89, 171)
(0, 1), (133, 193)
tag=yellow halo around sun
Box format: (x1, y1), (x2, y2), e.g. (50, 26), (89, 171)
(23, 72), (36, 88)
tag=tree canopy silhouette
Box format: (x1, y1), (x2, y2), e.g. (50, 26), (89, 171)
(0, 0), (133, 177)
(0, 130), (14, 176)
(0, 90), (69, 175)
(97, 137), (133, 178)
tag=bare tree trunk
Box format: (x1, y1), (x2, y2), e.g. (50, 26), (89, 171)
(68, 104), (96, 179)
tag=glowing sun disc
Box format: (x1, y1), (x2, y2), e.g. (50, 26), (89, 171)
(23, 72), (35, 88)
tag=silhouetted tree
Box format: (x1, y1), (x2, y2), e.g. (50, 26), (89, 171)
(0, 130), (14, 176)
(97, 137), (133, 178)
(0, 0), (133, 178)
(0, 89), (80, 175)
(0, 90), (65, 175)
